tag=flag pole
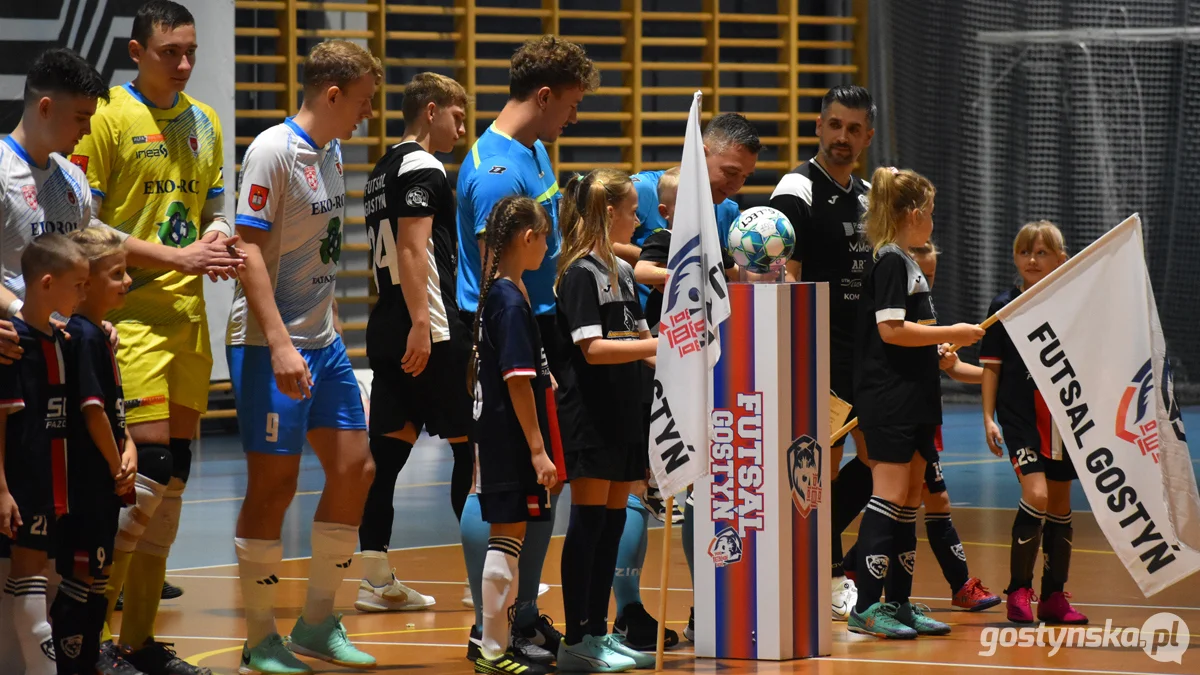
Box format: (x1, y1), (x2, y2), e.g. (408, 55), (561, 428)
(655, 495), (674, 671)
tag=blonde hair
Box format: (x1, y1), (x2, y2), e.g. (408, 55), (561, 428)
(1013, 220), (1068, 258)
(556, 168), (635, 290)
(863, 166), (936, 253)
(68, 227), (124, 267)
(657, 166), (680, 207)
(20, 233), (85, 280)
(401, 72), (469, 125)
(302, 40), (383, 94)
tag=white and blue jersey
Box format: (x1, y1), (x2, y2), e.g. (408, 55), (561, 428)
(456, 125), (561, 316)
(228, 118), (364, 454)
(0, 136), (92, 299)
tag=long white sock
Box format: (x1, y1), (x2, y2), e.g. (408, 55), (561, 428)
(481, 537), (521, 660)
(11, 576), (54, 675)
(360, 550), (393, 588)
(303, 522), (357, 625)
(236, 537), (283, 647)
(0, 563), (25, 675)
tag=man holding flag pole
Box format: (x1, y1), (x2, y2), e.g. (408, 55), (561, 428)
(647, 91), (733, 669)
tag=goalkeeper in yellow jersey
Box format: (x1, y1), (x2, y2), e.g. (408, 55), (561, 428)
(68, 2), (242, 674)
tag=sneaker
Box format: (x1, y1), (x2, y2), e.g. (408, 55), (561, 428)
(238, 634), (312, 675)
(683, 608), (694, 642)
(847, 602), (917, 639)
(516, 613), (564, 650)
(1037, 591), (1088, 625)
(556, 635), (635, 673)
(952, 578), (1002, 612)
(831, 576), (857, 621)
(538, 583), (550, 597)
(603, 634), (655, 669)
(463, 578), (475, 608)
(512, 632), (556, 666)
(162, 581), (184, 600)
(637, 484), (685, 524)
(125, 640), (213, 675)
(354, 574), (436, 612)
(475, 649), (555, 675)
(613, 602), (678, 651)
(1006, 587), (1036, 624)
(895, 602), (951, 636)
(287, 613), (376, 669)
(97, 641), (147, 675)
(467, 625), (483, 662)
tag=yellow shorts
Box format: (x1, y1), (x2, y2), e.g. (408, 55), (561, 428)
(116, 321), (213, 425)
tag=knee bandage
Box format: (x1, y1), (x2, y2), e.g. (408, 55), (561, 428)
(115, 475), (168, 553)
(136, 479), (185, 558)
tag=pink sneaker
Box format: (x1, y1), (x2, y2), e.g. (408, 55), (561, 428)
(1006, 587), (1036, 624)
(953, 578), (1002, 611)
(1037, 591), (1088, 625)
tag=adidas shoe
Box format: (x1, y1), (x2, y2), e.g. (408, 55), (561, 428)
(287, 613), (376, 669)
(847, 602), (917, 639)
(831, 575), (857, 621)
(475, 649), (555, 675)
(238, 634), (312, 674)
(353, 574), (436, 612)
(613, 602), (678, 651)
(895, 602), (951, 636)
(556, 635), (635, 673)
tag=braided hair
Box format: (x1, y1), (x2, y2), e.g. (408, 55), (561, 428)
(467, 195), (552, 395)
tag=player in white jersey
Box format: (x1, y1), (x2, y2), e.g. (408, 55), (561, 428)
(226, 41), (381, 675)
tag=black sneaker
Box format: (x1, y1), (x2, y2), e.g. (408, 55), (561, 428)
(511, 633), (556, 665)
(475, 650), (555, 675)
(467, 625), (483, 661)
(125, 640), (212, 675)
(516, 613), (563, 650)
(97, 641), (146, 675)
(161, 581), (184, 600)
(684, 607), (694, 642)
(613, 602), (678, 651)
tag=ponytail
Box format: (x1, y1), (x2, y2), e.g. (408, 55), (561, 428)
(863, 166), (935, 254)
(556, 168), (634, 290)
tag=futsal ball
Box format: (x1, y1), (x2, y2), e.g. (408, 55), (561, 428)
(727, 206), (795, 273)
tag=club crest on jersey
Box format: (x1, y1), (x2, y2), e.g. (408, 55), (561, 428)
(69, 154), (88, 172)
(336, 160), (343, 176)
(405, 186), (429, 208)
(787, 434), (823, 518)
(188, 135), (199, 157)
(708, 526), (744, 567)
(66, 190), (76, 206)
(21, 185), (38, 209)
(305, 165), (319, 191)
(248, 184), (269, 211)
(858, 193), (870, 211)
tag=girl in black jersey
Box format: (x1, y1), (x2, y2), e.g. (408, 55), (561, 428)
(554, 169), (657, 672)
(469, 196), (560, 675)
(848, 167), (984, 639)
(980, 221), (1086, 626)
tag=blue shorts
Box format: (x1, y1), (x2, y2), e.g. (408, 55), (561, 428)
(228, 337), (367, 455)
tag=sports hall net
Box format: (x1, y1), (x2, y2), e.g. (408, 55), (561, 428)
(883, 1), (1200, 402)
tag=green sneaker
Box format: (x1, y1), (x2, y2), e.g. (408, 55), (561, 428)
(847, 602), (918, 639)
(896, 602), (951, 636)
(603, 634), (655, 669)
(556, 634), (635, 672)
(287, 613), (376, 668)
(239, 634), (312, 675)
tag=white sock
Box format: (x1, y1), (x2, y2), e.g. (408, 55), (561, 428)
(236, 537), (283, 647)
(0, 564), (25, 675)
(360, 550), (393, 588)
(303, 522), (357, 625)
(11, 576), (54, 675)
(481, 537), (521, 660)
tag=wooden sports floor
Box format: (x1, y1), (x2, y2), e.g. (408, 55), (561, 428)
(130, 405), (1200, 674)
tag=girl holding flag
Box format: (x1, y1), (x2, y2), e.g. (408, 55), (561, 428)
(554, 169), (658, 672)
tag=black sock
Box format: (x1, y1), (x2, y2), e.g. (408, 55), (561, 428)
(450, 441), (474, 522)
(1041, 511), (1073, 597)
(831, 457), (873, 576)
(359, 436), (413, 552)
(843, 542), (858, 574)
(925, 512), (970, 594)
(87, 577), (109, 665)
(886, 506), (918, 606)
(50, 576), (92, 674)
(562, 504), (606, 645)
(853, 496), (903, 613)
(587, 508), (627, 636)
(1008, 499), (1045, 593)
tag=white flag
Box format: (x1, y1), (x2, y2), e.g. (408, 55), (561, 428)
(993, 214), (1200, 596)
(647, 92), (732, 498)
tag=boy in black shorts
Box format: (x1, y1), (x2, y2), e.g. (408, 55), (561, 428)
(0, 234), (90, 675)
(53, 228), (139, 674)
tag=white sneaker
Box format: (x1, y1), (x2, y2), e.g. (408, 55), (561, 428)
(831, 576), (857, 622)
(462, 578), (474, 608)
(354, 575), (436, 612)
(538, 583), (550, 597)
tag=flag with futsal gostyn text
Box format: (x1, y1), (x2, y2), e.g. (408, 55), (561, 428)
(647, 92), (731, 498)
(993, 214), (1200, 597)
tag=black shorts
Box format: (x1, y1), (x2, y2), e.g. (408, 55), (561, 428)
(861, 424), (939, 465)
(55, 494), (120, 578)
(924, 459), (947, 494)
(566, 442), (648, 483)
(367, 316), (473, 440)
(8, 509), (57, 553)
(1010, 446), (1078, 482)
(479, 486), (553, 524)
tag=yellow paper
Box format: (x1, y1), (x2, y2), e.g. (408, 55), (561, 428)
(830, 394), (852, 438)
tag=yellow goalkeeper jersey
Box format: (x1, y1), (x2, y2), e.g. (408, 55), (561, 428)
(71, 83), (225, 324)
